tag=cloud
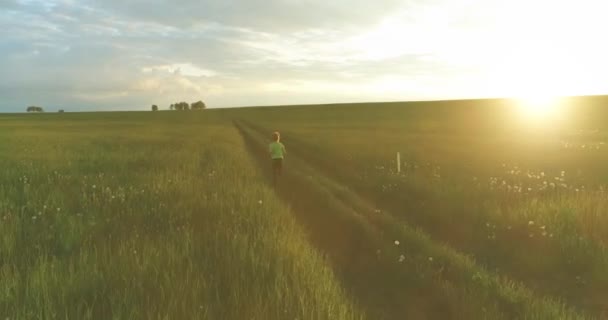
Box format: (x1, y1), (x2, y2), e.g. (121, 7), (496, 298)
(86, 0), (409, 32)
(142, 63), (217, 77)
(1, 0), (608, 112)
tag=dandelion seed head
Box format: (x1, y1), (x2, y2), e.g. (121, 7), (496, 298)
(394, 240), (400, 246)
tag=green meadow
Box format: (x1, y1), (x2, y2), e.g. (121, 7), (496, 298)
(2, 96), (608, 319)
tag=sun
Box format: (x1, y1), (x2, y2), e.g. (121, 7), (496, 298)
(496, 54), (566, 123)
(515, 94), (561, 119)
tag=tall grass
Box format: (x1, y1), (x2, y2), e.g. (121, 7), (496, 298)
(226, 101), (608, 317)
(272, 127), (608, 314)
(0, 113), (363, 319)
(238, 121), (587, 320)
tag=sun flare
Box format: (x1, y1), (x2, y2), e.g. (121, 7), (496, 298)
(516, 95), (561, 118)
(512, 94), (564, 129)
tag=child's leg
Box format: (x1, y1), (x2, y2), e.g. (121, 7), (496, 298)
(272, 160), (278, 186)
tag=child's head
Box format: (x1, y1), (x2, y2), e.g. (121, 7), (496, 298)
(272, 131), (280, 142)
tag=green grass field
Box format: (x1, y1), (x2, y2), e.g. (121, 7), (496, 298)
(2, 97), (608, 319)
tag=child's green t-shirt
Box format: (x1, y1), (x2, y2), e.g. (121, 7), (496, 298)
(269, 142), (286, 159)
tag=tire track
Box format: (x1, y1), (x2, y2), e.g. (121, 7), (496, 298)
(235, 120), (454, 320)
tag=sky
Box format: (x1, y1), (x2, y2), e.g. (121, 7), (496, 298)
(1, 0), (608, 112)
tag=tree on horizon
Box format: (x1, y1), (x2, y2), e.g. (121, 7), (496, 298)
(170, 102), (190, 111)
(26, 106), (44, 112)
(191, 100), (206, 110)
